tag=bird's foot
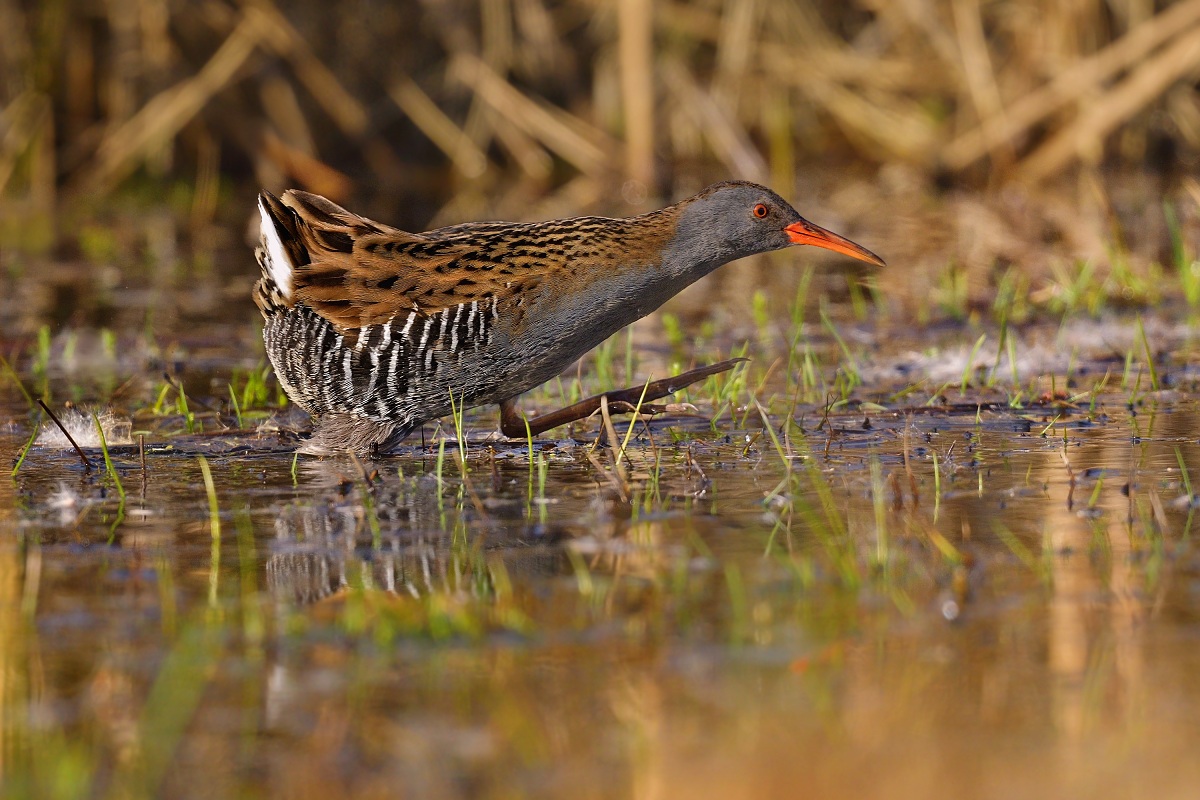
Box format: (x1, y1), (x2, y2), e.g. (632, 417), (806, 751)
(498, 358), (747, 439)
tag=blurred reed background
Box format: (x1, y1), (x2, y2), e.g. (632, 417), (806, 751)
(3, 0), (1200, 309)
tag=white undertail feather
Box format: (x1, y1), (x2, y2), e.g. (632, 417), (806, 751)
(258, 196), (294, 300)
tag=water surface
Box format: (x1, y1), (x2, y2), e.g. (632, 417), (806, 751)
(3, 250), (1200, 799)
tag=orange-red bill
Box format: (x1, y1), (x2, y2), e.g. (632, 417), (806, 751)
(784, 220), (885, 267)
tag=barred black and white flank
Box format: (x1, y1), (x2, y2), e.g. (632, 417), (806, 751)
(253, 185), (884, 455)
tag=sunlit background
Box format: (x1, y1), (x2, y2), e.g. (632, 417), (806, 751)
(4, 0), (1200, 318)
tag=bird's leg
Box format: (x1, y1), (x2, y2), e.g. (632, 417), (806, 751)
(498, 358), (747, 439)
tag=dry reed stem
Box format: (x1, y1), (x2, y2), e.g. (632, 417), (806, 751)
(0, 91), (51, 196)
(1017, 25), (1200, 183)
(713, 0), (762, 117)
(78, 10), (265, 193)
(484, 109), (554, 181)
(951, 0), (1013, 173)
(244, 0), (369, 136)
(452, 53), (614, 176)
(190, 128), (221, 231)
(655, 1), (720, 40)
(663, 58), (767, 182)
(521, 174), (607, 221)
(1185, 177), (1200, 210)
(617, 0), (655, 190)
(798, 73), (937, 162)
(945, 0), (1200, 170)
(758, 2), (940, 161)
(760, 44), (934, 93)
(387, 75), (489, 179)
(888, 0), (961, 68)
(259, 75), (317, 155)
(259, 130), (354, 199)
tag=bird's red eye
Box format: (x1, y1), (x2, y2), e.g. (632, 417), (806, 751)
(752, 203), (768, 218)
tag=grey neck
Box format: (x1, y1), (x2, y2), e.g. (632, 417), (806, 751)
(658, 200), (747, 287)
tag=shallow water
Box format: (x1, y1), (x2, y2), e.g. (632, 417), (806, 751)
(5, 249), (1200, 798)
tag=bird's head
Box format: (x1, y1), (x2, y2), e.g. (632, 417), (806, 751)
(676, 181), (885, 267)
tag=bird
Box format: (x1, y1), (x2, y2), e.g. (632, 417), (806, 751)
(253, 181), (885, 455)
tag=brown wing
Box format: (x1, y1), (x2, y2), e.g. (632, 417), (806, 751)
(262, 190), (530, 333)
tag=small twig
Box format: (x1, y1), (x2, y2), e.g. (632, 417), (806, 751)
(599, 395), (630, 489)
(639, 415), (659, 462)
(37, 399), (93, 472)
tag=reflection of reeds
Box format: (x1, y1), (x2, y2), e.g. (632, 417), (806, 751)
(2, 0), (1199, 231)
